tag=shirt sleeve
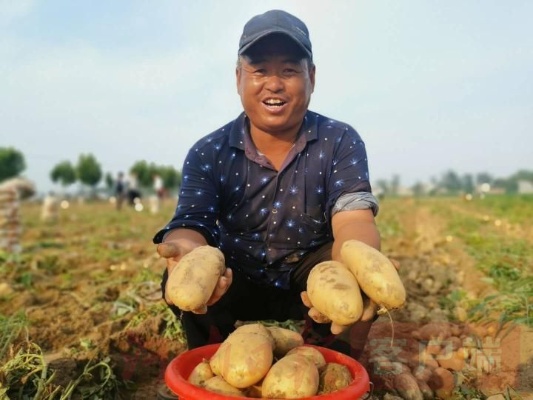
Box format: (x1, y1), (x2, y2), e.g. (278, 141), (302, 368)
(324, 124), (374, 220)
(332, 192), (380, 216)
(152, 142), (221, 245)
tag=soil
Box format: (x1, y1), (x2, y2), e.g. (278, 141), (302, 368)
(1, 198), (532, 399)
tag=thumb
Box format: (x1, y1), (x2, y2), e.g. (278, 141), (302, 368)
(157, 242), (182, 258)
(390, 258), (400, 270)
(300, 291), (312, 308)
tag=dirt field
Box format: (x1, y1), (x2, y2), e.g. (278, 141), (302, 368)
(0, 195), (531, 399)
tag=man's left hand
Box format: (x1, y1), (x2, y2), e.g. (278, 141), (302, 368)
(301, 258), (400, 334)
(301, 291), (378, 335)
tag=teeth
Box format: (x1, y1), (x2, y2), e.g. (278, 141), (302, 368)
(265, 99), (284, 105)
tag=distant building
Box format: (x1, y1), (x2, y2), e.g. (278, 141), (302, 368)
(518, 180), (533, 194)
(397, 186), (414, 197)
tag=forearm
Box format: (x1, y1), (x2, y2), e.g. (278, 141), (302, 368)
(331, 209), (381, 261)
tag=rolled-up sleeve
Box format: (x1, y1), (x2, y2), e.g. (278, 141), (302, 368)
(332, 192), (380, 216)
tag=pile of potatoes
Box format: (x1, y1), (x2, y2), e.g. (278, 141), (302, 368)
(369, 322), (501, 400)
(187, 323), (354, 398)
(0, 188), (21, 253)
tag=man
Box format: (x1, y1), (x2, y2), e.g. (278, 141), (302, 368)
(114, 171), (125, 210)
(154, 9), (386, 361)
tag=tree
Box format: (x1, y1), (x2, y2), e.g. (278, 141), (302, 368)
(159, 165), (182, 191)
(391, 174), (400, 195)
(493, 177), (516, 193)
(511, 169), (533, 182)
(76, 153), (102, 188)
(104, 172), (114, 191)
(130, 160), (156, 188)
(0, 147), (26, 182)
(129, 161), (182, 192)
(440, 170), (463, 194)
(476, 172), (493, 186)
(462, 173), (475, 194)
(411, 182), (426, 197)
(50, 160), (77, 187)
(375, 179), (390, 196)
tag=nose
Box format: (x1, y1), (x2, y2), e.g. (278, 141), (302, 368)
(264, 73), (284, 92)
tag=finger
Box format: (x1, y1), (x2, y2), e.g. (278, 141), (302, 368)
(164, 290), (173, 305)
(300, 291), (312, 308)
(165, 257), (180, 277)
(157, 242), (182, 258)
(330, 322), (349, 335)
(302, 292), (331, 324)
(308, 307), (331, 324)
(206, 268), (233, 306)
(360, 299), (379, 322)
(191, 305), (208, 314)
(223, 267), (233, 283)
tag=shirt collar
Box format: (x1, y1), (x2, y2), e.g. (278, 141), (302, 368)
(228, 112), (247, 150)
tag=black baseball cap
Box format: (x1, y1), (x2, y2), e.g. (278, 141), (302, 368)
(238, 10), (313, 59)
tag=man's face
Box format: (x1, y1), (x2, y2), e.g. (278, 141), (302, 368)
(236, 35), (315, 136)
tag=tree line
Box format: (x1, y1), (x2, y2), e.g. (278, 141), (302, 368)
(0, 147), (181, 194)
(375, 169), (533, 196)
(1, 146), (531, 196)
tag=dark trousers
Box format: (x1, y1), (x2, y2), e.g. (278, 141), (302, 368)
(161, 243), (373, 360)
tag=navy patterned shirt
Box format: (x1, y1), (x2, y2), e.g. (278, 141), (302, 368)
(153, 110), (377, 289)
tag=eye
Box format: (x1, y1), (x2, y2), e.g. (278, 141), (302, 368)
(283, 68), (298, 76)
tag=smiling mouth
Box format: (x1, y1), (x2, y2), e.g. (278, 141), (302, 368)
(263, 99), (286, 107)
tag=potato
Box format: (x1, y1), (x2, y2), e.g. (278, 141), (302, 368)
(412, 365), (433, 383)
(436, 350), (466, 371)
(417, 322), (451, 341)
(416, 379), (435, 400)
(209, 324), (274, 388)
(393, 372), (423, 400)
(233, 323), (273, 338)
(203, 376), (245, 397)
(318, 362), (352, 394)
(286, 346), (326, 370)
(166, 245), (225, 312)
(428, 367), (455, 399)
(266, 326), (304, 357)
(188, 359), (214, 386)
(262, 354), (319, 398)
(341, 239), (406, 310)
(306, 260), (364, 325)
(229, 323), (275, 349)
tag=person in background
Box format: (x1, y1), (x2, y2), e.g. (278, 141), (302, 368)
(153, 173), (165, 201)
(154, 9), (392, 363)
(150, 174), (165, 214)
(41, 191), (59, 222)
(114, 172), (125, 210)
(126, 172), (141, 206)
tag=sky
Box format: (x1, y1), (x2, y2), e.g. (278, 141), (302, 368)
(2, 0), (532, 193)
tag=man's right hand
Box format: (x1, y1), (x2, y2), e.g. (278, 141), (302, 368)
(157, 239), (199, 271)
(157, 240), (233, 313)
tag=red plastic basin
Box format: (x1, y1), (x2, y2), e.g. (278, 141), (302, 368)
(165, 343), (370, 399)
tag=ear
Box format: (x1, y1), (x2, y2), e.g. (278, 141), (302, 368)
(309, 64), (316, 93)
(236, 66), (242, 95)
